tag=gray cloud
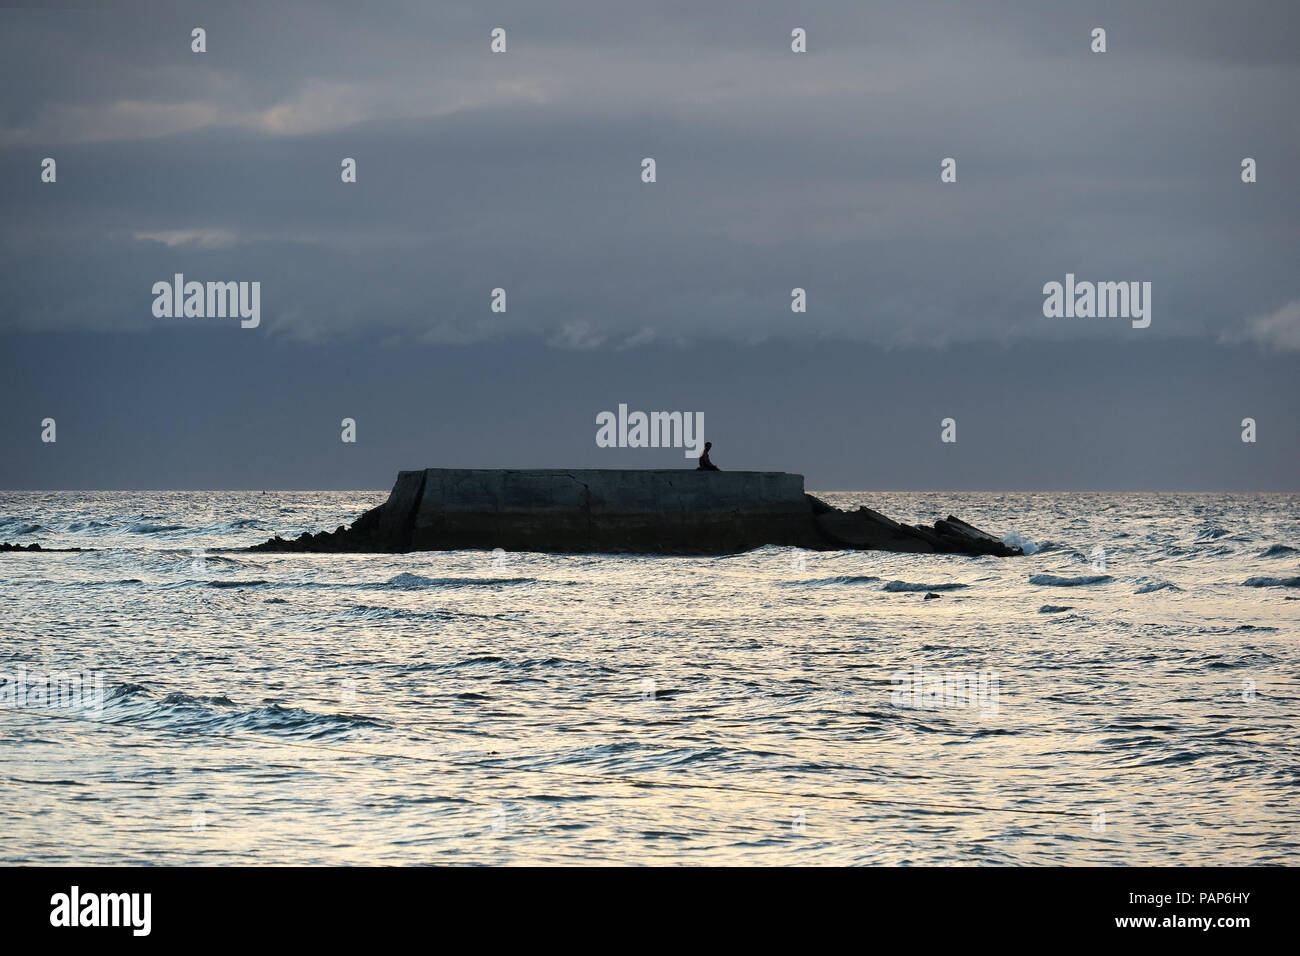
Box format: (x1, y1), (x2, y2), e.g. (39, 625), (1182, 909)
(2, 0), (1297, 349)
(0, 1), (1297, 491)
(1231, 297), (1300, 350)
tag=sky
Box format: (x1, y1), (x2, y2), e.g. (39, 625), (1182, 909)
(1, 0), (1297, 490)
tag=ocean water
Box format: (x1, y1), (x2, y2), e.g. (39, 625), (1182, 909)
(1, 490), (1296, 866)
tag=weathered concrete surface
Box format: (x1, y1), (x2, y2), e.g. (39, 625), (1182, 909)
(406, 469), (824, 553)
(251, 468), (1023, 557)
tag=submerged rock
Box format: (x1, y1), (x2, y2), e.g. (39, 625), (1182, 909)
(250, 468), (1024, 557)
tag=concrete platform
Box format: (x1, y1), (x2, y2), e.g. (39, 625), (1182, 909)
(250, 468), (1023, 557)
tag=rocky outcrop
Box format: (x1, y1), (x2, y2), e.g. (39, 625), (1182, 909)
(251, 468), (1023, 557)
(0, 542), (91, 552)
(812, 504), (1019, 555)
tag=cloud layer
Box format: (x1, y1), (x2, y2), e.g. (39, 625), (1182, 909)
(0, 0), (1297, 350)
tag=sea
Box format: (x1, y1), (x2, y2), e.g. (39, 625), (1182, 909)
(1, 490), (1296, 865)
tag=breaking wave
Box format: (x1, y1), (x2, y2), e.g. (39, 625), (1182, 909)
(1001, 531), (1041, 555)
(129, 522), (186, 534)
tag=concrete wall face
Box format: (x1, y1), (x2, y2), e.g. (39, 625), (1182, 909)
(377, 469), (427, 543)
(406, 469), (807, 517)
(398, 469), (818, 553)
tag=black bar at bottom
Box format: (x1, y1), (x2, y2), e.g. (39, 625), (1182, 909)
(0, 866), (1282, 943)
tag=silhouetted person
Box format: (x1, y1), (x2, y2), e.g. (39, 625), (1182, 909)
(697, 441), (720, 471)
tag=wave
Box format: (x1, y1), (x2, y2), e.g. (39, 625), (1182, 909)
(438, 655), (590, 672)
(344, 604), (433, 622)
(209, 703), (384, 738)
(7, 523), (43, 535)
(1028, 573), (1114, 587)
(106, 682), (152, 700)
(206, 579), (269, 588)
(1260, 544), (1298, 558)
(64, 521), (113, 532)
(1193, 625), (1280, 637)
(1242, 576), (1300, 589)
(224, 518), (265, 529)
(1038, 604), (1073, 613)
(1193, 544), (1235, 556)
(791, 575), (881, 586)
(161, 692), (237, 707)
(381, 572), (537, 590)
(1135, 579), (1182, 594)
(881, 580), (968, 592)
(342, 604), (492, 623)
(1001, 531), (1041, 555)
(128, 522), (185, 534)
(99, 682), (384, 739)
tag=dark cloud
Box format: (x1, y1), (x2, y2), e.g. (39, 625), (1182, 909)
(0, 1), (1296, 487)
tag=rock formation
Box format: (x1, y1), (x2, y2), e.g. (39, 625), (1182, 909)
(251, 469), (1023, 557)
(0, 542), (90, 552)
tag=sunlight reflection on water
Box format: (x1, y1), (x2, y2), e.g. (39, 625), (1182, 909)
(1, 490), (1297, 864)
